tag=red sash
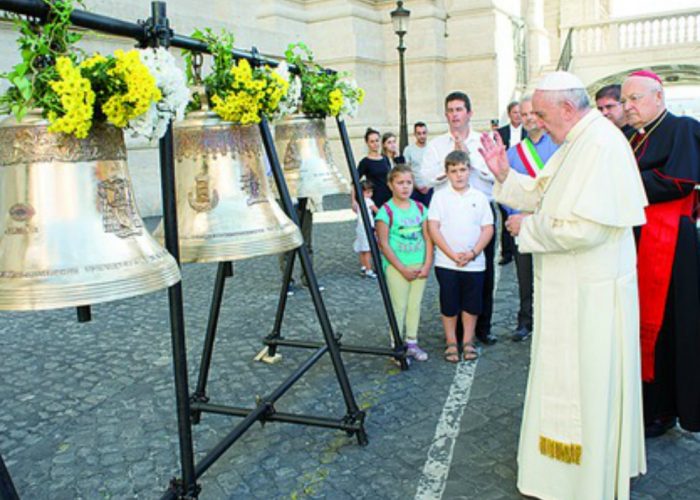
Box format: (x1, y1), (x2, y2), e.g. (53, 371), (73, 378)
(638, 191), (695, 382)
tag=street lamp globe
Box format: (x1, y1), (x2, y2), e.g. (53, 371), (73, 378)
(390, 1), (410, 36)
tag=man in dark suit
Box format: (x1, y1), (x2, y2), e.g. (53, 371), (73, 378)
(497, 101), (527, 148)
(495, 101), (527, 265)
(595, 84), (633, 135)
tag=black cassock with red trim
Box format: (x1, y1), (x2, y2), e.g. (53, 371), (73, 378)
(627, 109), (700, 432)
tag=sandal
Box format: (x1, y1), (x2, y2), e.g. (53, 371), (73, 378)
(444, 342), (459, 363)
(463, 342), (479, 362)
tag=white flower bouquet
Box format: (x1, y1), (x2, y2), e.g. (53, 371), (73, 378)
(127, 47), (190, 141)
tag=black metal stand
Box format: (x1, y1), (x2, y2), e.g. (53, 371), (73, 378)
(259, 119), (410, 369)
(149, 4), (199, 498)
(0, 452), (19, 500)
(188, 119), (367, 442)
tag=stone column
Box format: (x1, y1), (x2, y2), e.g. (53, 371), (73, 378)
(526, 0), (551, 81)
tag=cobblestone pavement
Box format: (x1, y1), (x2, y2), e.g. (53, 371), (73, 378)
(1, 198), (698, 499)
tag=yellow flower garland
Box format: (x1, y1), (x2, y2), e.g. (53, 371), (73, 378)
(211, 59), (289, 124)
(102, 49), (161, 128)
(328, 88), (343, 116)
(47, 57), (95, 139)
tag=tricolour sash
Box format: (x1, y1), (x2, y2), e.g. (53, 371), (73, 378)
(515, 138), (545, 178)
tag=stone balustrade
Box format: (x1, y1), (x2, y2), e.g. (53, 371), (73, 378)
(562, 9), (700, 56)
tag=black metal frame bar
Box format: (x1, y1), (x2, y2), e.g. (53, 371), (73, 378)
(0, 1), (371, 498)
(0, 451), (19, 500)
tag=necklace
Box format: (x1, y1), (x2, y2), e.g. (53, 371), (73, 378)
(630, 110), (667, 156)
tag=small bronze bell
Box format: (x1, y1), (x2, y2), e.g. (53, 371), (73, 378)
(0, 112), (181, 311)
(153, 110), (302, 263)
(274, 114), (350, 201)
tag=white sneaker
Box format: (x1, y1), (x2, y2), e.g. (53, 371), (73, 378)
(406, 343), (428, 361)
(364, 269), (378, 279)
(359, 266), (367, 277)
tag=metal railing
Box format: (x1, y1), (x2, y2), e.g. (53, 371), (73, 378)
(563, 8), (700, 56)
(556, 28), (573, 71)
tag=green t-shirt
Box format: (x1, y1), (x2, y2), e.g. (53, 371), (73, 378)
(375, 199), (427, 268)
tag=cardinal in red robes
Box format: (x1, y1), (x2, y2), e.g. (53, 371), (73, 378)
(622, 70), (700, 438)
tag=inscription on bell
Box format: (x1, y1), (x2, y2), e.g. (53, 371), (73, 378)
(97, 176), (143, 238)
(188, 162), (220, 213)
(5, 203), (38, 235)
(9, 203), (35, 222)
(240, 164), (264, 206)
(283, 141), (301, 171)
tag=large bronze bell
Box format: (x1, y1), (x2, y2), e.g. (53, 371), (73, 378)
(274, 114), (350, 200)
(153, 110), (303, 263)
(0, 112), (181, 311)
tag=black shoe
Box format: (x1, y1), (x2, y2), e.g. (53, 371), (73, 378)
(476, 333), (498, 346)
(511, 327), (532, 342)
(498, 256), (513, 266)
(645, 417), (677, 438)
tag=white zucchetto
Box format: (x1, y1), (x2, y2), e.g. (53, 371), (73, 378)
(535, 71), (585, 91)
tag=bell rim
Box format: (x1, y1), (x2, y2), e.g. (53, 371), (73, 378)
(161, 225), (303, 264)
(0, 258), (181, 311)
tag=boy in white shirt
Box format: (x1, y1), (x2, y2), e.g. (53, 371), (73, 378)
(428, 150), (494, 362)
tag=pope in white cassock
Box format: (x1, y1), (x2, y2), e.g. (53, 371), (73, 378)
(479, 71), (648, 499)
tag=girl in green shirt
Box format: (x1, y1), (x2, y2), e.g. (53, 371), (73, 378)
(375, 165), (434, 361)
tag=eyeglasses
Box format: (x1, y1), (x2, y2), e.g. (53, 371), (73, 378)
(620, 93), (650, 105)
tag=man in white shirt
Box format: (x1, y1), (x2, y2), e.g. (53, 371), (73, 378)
(403, 121), (428, 168)
(419, 91), (498, 345)
(404, 122), (431, 205)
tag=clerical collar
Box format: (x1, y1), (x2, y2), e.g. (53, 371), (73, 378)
(637, 109), (667, 135)
(630, 110), (668, 158)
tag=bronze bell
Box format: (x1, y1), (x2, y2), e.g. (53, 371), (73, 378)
(153, 110), (303, 263)
(0, 112), (181, 311)
(273, 114), (350, 201)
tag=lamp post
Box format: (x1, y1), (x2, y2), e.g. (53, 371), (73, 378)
(390, 1), (410, 153)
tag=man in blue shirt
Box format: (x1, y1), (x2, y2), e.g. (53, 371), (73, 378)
(503, 95), (559, 341)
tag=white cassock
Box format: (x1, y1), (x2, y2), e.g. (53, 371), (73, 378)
(494, 110), (648, 500)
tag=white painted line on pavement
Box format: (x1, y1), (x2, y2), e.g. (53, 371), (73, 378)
(415, 218), (503, 499)
(414, 360), (478, 500)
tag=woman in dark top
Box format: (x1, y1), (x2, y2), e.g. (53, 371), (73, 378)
(381, 131), (406, 167)
(357, 128), (392, 208)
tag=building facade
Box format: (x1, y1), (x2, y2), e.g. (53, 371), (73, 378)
(0, 0), (697, 216)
